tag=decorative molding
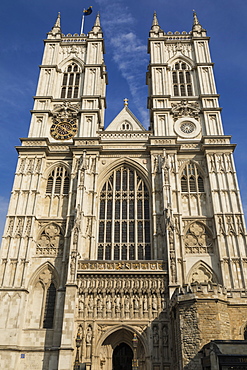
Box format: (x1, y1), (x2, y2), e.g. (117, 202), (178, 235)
(78, 260), (166, 271)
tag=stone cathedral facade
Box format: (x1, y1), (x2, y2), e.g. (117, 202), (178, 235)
(1, 11), (247, 370)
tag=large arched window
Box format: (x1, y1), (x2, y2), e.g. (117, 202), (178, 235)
(172, 61), (193, 97)
(61, 63), (81, 99)
(46, 166), (70, 195)
(181, 162), (204, 193)
(98, 166), (151, 260)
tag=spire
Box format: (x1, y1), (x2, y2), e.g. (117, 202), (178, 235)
(152, 11), (159, 27)
(91, 12), (102, 34)
(51, 12), (61, 34)
(151, 11), (160, 33)
(193, 10), (200, 26)
(94, 12), (101, 28)
(192, 10), (206, 36)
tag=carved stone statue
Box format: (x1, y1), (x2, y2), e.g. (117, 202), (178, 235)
(153, 326), (159, 360)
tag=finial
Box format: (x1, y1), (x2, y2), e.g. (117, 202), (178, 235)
(91, 12), (102, 34)
(152, 11), (159, 27)
(124, 98), (129, 107)
(192, 10), (206, 35)
(193, 10), (199, 25)
(51, 12), (61, 34)
(150, 11), (161, 34)
(94, 12), (101, 27)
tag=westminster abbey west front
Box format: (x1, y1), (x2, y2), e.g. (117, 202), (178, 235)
(1, 10), (247, 370)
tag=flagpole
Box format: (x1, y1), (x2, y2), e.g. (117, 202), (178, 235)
(80, 12), (85, 34)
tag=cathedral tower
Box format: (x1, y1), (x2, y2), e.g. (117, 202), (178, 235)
(0, 11), (247, 370)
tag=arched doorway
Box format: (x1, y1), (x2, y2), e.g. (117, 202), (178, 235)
(113, 343), (133, 370)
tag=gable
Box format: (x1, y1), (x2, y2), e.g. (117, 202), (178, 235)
(105, 106), (146, 131)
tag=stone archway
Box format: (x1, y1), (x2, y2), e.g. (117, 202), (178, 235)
(97, 328), (147, 370)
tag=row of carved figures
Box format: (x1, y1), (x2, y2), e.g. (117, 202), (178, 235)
(78, 293), (167, 318)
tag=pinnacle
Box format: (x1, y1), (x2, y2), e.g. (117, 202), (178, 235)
(91, 12), (102, 34)
(152, 11), (159, 27)
(50, 12), (61, 34)
(192, 10), (206, 34)
(94, 12), (101, 27)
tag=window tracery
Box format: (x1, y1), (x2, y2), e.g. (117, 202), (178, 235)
(61, 63), (81, 99)
(36, 223), (64, 256)
(172, 61), (193, 97)
(46, 166), (70, 196)
(98, 166), (151, 260)
(184, 222), (213, 254)
(181, 162), (204, 193)
(27, 267), (57, 329)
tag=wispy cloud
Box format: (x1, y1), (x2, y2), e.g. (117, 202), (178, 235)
(95, 0), (149, 125)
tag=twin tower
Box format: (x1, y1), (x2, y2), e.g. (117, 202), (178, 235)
(1, 11), (247, 370)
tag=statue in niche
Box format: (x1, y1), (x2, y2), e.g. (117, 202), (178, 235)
(106, 296), (112, 312)
(124, 296), (130, 313)
(153, 326), (159, 360)
(133, 296), (139, 311)
(162, 325), (168, 346)
(162, 149), (170, 182)
(86, 325), (92, 344)
(73, 227), (79, 246)
(78, 296), (84, 314)
(88, 296), (94, 313)
(162, 325), (168, 359)
(97, 295), (103, 313)
(152, 294), (158, 311)
(115, 295), (121, 312)
(143, 296), (148, 312)
(86, 325), (93, 359)
(70, 251), (77, 279)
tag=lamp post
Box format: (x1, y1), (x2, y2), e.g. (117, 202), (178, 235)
(74, 333), (82, 370)
(132, 333), (138, 370)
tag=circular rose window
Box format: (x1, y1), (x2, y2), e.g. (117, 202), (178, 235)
(174, 117), (201, 138)
(180, 121), (196, 134)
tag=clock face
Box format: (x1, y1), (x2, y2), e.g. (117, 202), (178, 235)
(50, 120), (77, 140)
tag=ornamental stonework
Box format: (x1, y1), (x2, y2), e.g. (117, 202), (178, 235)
(184, 222), (213, 254)
(77, 274), (167, 320)
(36, 223), (64, 256)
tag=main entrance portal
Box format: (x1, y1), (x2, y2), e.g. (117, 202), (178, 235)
(113, 343), (133, 370)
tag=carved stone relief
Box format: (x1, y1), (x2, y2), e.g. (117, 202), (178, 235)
(36, 223), (63, 256)
(77, 274), (167, 320)
(184, 222), (213, 254)
(171, 100), (200, 121)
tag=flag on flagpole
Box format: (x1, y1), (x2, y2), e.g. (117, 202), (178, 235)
(83, 6), (93, 16)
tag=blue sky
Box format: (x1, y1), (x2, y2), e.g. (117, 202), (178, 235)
(1, 0), (247, 235)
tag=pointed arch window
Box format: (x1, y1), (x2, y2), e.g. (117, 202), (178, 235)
(181, 162), (204, 193)
(98, 166), (151, 261)
(46, 167), (70, 196)
(43, 282), (56, 328)
(172, 61), (193, 96)
(61, 63), (81, 99)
